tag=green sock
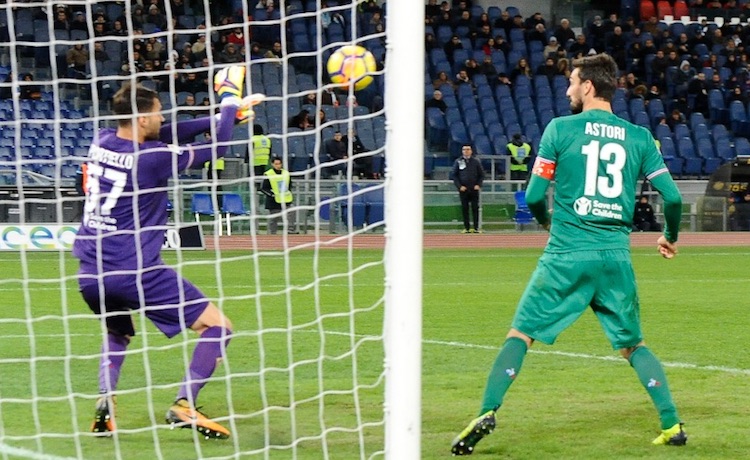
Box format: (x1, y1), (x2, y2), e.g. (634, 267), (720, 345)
(480, 337), (528, 414)
(629, 346), (680, 429)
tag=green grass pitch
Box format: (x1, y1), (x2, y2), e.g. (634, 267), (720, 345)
(0, 246), (748, 459)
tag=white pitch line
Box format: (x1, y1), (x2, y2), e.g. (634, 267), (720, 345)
(0, 443), (79, 460)
(423, 338), (750, 376)
(1, 330), (748, 377)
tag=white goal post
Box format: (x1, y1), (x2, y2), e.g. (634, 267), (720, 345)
(0, 0), (423, 459)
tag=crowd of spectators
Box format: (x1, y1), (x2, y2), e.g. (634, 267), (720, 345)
(1, 0), (382, 101)
(425, 1), (750, 124)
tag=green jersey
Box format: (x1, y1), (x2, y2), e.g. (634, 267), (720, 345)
(534, 109), (671, 252)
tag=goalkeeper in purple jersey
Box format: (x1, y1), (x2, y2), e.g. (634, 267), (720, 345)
(74, 66), (255, 439)
(452, 54), (687, 455)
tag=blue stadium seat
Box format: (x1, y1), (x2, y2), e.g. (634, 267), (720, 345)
(696, 138), (715, 159)
(509, 28), (525, 43)
(729, 100), (749, 134)
(633, 111), (650, 128)
(474, 134), (493, 157)
(709, 89), (727, 123)
(714, 137), (732, 160)
(704, 157), (721, 175)
(677, 137), (697, 158)
(735, 137), (750, 157)
(192, 193), (216, 222)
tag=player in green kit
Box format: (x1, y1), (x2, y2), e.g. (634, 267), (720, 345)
(451, 53), (687, 455)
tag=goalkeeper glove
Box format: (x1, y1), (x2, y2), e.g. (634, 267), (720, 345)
(235, 93), (266, 124)
(213, 65), (246, 100)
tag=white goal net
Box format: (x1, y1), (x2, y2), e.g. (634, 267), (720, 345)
(0, 1), (422, 459)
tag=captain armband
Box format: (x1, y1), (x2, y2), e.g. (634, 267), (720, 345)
(531, 157), (556, 180)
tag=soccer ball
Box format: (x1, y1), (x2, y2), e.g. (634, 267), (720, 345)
(326, 45), (377, 91)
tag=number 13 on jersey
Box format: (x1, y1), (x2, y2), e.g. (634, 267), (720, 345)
(581, 140), (626, 199)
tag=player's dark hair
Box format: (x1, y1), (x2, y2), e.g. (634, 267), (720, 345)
(112, 82), (159, 125)
(571, 53), (617, 102)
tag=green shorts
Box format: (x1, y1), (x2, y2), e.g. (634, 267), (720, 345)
(511, 249), (642, 349)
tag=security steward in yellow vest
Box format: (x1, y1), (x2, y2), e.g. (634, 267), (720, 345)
(250, 124), (272, 177)
(506, 133), (532, 181)
(260, 157), (295, 234)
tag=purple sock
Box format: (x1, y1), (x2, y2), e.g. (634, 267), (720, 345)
(98, 334), (129, 394)
(177, 326), (232, 404)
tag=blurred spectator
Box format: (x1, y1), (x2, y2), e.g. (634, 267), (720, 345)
(227, 27), (247, 46)
(490, 35), (510, 57)
(426, 89), (447, 112)
(70, 11), (88, 34)
(66, 44), (88, 77)
(323, 130), (347, 177)
(461, 58), (479, 79)
(54, 8), (70, 31)
(536, 57), (559, 81)
(708, 72), (724, 94)
(493, 10), (513, 36)
(672, 60), (696, 100)
(624, 72), (642, 91)
(527, 23), (547, 43)
(510, 57), (532, 82)
(147, 4), (167, 30)
(524, 12), (546, 29)
(433, 71), (454, 89)
(444, 35), (463, 62)
(511, 15), (525, 32)
(455, 69), (472, 86)
(543, 36), (560, 58)
(289, 109), (311, 130)
(249, 42), (264, 60)
(132, 5), (147, 28)
(110, 20), (127, 37)
(426, 0), (441, 20)
(192, 34), (208, 56)
(19, 74), (41, 100)
(651, 49), (669, 86)
(728, 85), (749, 104)
(218, 43), (242, 63)
(92, 22), (107, 38)
(557, 58), (571, 78)
(492, 72), (512, 89)
(632, 195), (662, 232)
(587, 15), (605, 51)
(642, 16), (660, 36)
(264, 41), (283, 59)
(474, 24), (492, 46)
(93, 42), (109, 62)
(344, 129), (374, 179)
(554, 18), (575, 45)
(689, 29), (711, 49)
(479, 55), (497, 79)
(688, 72), (709, 117)
(607, 26), (627, 69)
(321, 1), (345, 29)
(177, 72), (206, 93)
(475, 12), (491, 30)
(568, 34), (589, 57)
(666, 109), (686, 130)
(314, 109), (327, 127)
(425, 33), (440, 51)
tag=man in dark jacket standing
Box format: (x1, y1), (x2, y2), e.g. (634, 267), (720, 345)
(452, 144), (485, 233)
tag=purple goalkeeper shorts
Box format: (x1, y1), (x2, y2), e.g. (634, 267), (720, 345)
(78, 266), (209, 338)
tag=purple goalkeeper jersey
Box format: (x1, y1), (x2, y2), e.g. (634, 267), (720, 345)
(73, 105), (236, 273)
